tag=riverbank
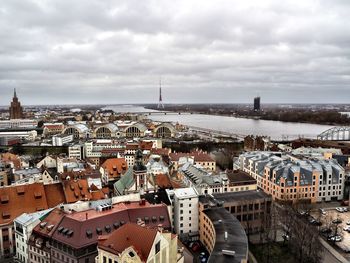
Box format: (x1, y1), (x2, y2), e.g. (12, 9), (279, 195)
(144, 105), (350, 126)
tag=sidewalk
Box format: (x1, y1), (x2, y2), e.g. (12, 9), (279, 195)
(319, 237), (349, 263)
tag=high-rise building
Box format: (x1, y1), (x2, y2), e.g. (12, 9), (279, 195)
(253, 96), (260, 112)
(9, 89), (23, 119)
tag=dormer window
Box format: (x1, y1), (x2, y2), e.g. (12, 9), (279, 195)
(34, 192), (42, 199)
(0, 195), (9, 204)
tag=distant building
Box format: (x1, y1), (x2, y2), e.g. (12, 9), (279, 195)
(52, 134), (74, 146)
(9, 89), (23, 119)
(237, 151), (345, 203)
(253, 96), (260, 112)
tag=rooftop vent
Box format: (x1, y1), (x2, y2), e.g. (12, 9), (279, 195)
(152, 216), (157, 222)
(120, 221), (125, 226)
(159, 216), (165, 221)
(144, 217), (149, 223)
(105, 225), (111, 233)
(113, 222), (120, 229)
(70, 184), (75, 190)
(57, 226), (64, 233)
(47, 225), (54, 232)
(40, 222), (47, 229)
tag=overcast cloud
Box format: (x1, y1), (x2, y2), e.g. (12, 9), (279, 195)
(0, 0), (350, 105)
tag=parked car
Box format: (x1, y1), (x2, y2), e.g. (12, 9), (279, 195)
(343, 226), (350, 232)
(319, 208), (326, 215)
(328, 235), (342, 242)
(336, 207), (348, 213)
(346, 221), (350, 225)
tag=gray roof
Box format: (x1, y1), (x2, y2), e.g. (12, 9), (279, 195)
(205, 208), (248, 263)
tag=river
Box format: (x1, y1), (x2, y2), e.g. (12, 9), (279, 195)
(104, 105), (335, 140)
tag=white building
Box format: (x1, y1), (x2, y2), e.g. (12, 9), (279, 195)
(0, 130), (37, 141)
(68, 144), (85, 159)
(166, 187), (199, 241)
(14, 209), (52, 263)
(0, 119), (37, 129)
(52, 134), (73, 146)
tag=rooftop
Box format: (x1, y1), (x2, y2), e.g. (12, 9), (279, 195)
(205, 208), (248, 263)
(98, 223), (158, 261)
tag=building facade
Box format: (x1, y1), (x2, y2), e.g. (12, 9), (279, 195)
(9, 89), (23, 119)
(238, 152), (344, 203)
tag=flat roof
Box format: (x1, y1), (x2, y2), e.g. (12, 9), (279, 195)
(205, 207), (248, 263)
(174, 187), (198, 199)
(213, 190), (272, 203)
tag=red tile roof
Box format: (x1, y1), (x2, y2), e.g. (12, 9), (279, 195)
(44, 183), (66, 207)
(52, 201), (170, 249)
(101, 158), (128, 180)
(0, 183), (49, 226)
(151, 148), (171, 156)
(32, 208), (65, 238)
(98, 223), (157, 261)
(169, 151), (214, 162)
(0, 153), (21, 169)
(62, 179), (106, 203)
(155, 174), (172, 189)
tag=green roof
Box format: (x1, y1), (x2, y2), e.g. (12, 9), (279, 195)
(114, 167), (134, 196)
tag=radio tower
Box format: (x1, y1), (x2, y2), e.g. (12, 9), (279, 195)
(157, 78), (164, 109)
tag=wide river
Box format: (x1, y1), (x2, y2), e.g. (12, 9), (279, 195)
(104, 105), (335, 140)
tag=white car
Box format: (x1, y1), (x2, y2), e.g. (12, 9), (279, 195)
(346, 221), (350, 225)
(329, 235), (342, 242)
(343, 226), (350, 231)
(336, 207), (345, 213)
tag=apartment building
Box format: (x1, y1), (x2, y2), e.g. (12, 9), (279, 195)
(166, 188), (199, 242)
(238, 152), (344, 203)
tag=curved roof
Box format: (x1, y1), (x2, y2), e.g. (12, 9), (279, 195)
(95, 123), (119, 133)
(125, 122), (147, 132)
(65, 124), (89, 133)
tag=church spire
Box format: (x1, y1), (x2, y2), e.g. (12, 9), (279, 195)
(14, 88), (17, 98)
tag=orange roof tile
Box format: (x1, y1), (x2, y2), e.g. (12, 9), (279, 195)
(62, 179), (105, 203)
(44, 183), (66, 207)
(169, 151), (214, 162)
(0, 183), (49, 226)
(98, 223), (157, 261)
(101, 158), (128, 180)
(0, 153), (21, 169)
(155, 174), (172, 189)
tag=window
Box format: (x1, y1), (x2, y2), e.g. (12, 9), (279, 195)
(129, 251), (135, 257)
(155, 241), (161, 254)
(103, 256), (107, 263)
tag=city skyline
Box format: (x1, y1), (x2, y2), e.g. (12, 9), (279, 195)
(1, 0), (350, 105)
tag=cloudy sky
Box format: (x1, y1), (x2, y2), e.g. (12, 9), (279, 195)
(1, 0), (350, 105)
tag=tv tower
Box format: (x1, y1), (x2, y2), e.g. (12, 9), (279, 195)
(157, 78), (164, 109)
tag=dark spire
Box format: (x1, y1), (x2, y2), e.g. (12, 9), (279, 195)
(14, 88), (17, 98)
